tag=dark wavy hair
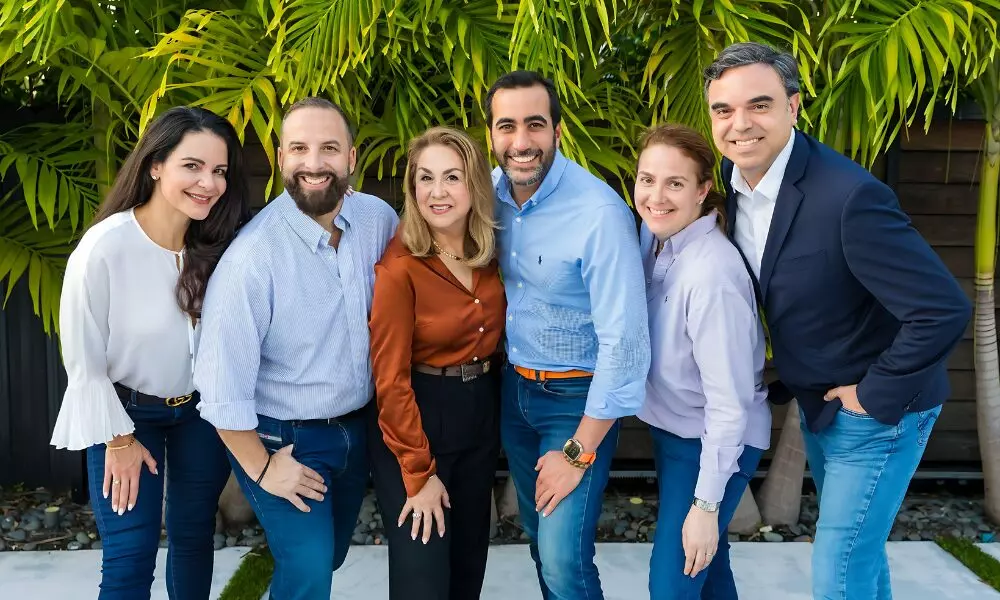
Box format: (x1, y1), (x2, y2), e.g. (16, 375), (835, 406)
(90, 106), (251, 320)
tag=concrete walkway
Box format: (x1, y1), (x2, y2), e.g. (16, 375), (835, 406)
(1, 543), (997, 599)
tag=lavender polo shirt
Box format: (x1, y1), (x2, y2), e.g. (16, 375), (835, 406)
(638, 212), (772, 503)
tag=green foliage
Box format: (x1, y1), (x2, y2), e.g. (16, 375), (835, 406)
(1, 0), (999, 333)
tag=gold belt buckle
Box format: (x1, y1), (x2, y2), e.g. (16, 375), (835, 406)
(165, 394), (193, 407)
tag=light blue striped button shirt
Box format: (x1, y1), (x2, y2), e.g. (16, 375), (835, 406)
(194, 191), (398, 430)
(494, 151), (650, 420)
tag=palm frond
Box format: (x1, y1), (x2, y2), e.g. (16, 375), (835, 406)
(0, 123), (101, 232)
(814, 0), (997, 164)
(0, 189), (76, 335)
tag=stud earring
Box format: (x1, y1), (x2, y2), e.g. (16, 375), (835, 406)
(151, 175), (159, 181)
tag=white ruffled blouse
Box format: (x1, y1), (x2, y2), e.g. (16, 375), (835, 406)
(50, 209), (197, 450)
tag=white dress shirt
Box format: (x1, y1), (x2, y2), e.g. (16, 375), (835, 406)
(50, 209), (196, 450)
(731, 130), (797, 277)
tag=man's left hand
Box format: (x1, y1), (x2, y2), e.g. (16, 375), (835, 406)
(824, 384), (866, 414)
(534, 450), (586, 517)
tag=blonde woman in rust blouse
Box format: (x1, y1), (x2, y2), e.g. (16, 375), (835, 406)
(369, 126), (505, 600)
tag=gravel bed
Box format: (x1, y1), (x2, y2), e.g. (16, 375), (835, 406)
(1, 484), (994, 552)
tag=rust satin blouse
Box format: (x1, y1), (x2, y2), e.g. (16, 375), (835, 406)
(369, 235), (506, 496)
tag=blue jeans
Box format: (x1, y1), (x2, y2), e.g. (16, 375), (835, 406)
(802, 405), (942, 599)
(501, 363), (620, 600)
(87, 395), (231, 600)
(230, 409), (370, 600)
(648, 427), (763, 600)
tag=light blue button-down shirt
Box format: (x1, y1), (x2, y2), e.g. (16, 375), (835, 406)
(637, 213), (771, 502)
(195, 191), (398, 430)
(494, 151), (650, 420)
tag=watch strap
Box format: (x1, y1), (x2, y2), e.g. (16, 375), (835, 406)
(692, 497), (721, 512)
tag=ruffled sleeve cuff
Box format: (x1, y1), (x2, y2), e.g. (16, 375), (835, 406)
(50, 380), (135, 450)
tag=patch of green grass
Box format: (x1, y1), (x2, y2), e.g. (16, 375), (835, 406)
(219, 547), (275, 600)
(937, 536), (1000, 592)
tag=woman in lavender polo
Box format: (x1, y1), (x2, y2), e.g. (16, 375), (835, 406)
(635, 123), (771, 599)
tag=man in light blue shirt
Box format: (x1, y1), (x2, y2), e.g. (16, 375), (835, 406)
(488, 71), (650, 600)
(195, 97), (397, 599)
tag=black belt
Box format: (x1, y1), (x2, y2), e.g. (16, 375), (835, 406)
(289, 403), (368, 427)
(412, 354), (498, 383)
(115, 383), (198, 408)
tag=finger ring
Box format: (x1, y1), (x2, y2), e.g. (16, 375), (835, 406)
(112, 479), (121, 486)
(412, 512), (422, 520)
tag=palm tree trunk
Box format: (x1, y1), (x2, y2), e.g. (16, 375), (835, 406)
(976, 96), (1000, 523)
(756, 399), (806, 525)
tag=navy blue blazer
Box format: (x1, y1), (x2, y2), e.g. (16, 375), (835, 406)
(723, 130), (972, 432)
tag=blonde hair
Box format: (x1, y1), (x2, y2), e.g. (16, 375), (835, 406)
(400, 127), (497, 268)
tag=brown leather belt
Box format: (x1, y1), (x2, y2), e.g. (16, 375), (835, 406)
(513, 365), (593, 381)
(412, 355), (497, 383)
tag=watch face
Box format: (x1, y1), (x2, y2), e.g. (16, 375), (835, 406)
(563, 439), (582, 460)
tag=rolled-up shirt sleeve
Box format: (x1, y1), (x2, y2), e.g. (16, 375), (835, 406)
(687, 280), (756, 503)
(194, 257), (270, 430)
(50, 248), (134, 450)
(580, 203), (651, 419)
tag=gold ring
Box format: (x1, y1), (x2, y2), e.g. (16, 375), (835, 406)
(112, 479), (121, 486)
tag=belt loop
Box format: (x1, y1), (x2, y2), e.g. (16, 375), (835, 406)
(130, 388), (137, 408)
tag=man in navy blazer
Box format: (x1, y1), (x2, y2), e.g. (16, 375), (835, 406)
(705, 42), (971, 599)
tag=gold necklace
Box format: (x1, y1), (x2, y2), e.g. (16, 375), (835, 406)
(432, 240), (464, 261)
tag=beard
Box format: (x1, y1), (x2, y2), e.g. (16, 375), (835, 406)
(284, 168), (351, 217)
(497, 134), (558, 188)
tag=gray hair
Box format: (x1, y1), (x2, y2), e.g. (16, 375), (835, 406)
(703, 42), (800, 97)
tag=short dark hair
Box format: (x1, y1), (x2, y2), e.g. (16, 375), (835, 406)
(485, 71), (561, 127)
(283, 96), (355, 145)
(703, 42), (800, 97)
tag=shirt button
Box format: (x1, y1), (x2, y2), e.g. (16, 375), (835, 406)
(508, 315), (513, 321)
(517, 282), (523, 288)
(474, 299), (480, 304)
(473, 356), (479, 361)
(515, 217), (522, 223)
(511, 251), (517, 257)
(479, 327), (485, 332)
(512, 347), (518, 353)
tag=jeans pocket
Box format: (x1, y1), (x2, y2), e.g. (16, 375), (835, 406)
(539, 377), (591, 398)
(916, 406), (942, 447)
(256, 419), (287, 453)
(838, 406), (874, 420)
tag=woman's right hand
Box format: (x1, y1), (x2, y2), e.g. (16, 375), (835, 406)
(103, 434), (158, 515)
(398, 475), (451, 544)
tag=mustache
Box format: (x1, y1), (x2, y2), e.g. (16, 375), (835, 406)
(292, 170), (335, 178)
(505, 150), (541, 159)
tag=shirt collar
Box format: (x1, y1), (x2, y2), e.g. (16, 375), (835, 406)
(496, 150), (570, 211)
(659, 211), (718, 262)
(277, 190), (352, 253)
(730, 128), (796, 201)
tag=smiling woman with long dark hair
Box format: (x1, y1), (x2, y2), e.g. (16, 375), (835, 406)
(50, 106), (250, 599)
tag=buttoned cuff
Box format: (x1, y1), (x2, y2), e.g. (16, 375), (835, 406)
(694, 472), (730, 505)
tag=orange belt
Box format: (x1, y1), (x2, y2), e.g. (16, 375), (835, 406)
(514, 365), (593, 381)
